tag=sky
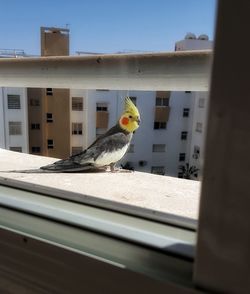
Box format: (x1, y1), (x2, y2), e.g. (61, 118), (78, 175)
(0, 0), (217, 55)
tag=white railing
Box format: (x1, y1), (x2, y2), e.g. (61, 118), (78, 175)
(0, 50), (212, 90)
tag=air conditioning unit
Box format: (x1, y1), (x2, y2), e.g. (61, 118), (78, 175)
(138, 160), (147, 167)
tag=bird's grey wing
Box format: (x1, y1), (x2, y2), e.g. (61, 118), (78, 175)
(40, 132), (131, 172)
(40, 147), (96, 172)
(84, 131), (132, 161)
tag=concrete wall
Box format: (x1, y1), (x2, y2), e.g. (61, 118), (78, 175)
(0, 87), (29, 153)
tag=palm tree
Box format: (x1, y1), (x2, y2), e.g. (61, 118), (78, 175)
(179, 163), (199, 179)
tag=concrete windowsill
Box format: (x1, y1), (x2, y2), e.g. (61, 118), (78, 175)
(0, 148), (200, 222)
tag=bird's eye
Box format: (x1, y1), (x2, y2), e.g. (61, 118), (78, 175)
(129, 115), (132, 118)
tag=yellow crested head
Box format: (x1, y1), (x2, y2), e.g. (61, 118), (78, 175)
(119, 97), (141, 133)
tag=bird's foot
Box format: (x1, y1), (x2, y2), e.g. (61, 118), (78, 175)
(109, 164), (133, 173)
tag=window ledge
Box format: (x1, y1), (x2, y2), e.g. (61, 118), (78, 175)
(0, 149), (200, 225)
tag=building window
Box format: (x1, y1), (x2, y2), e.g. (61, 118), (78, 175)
(178, 172), (184, 178)
(155, 97), (169, 106)
(151, 166), (165, 175)
(179, 153), (186, 162)
(129, 97), (137, 106)
(183, 108), (190, 117)
(72, 146), (83, 155)
(46, 113), (53, 123)
(31, 123), (40, 130)
(96, 128), (107, 138)
(72, 123), (83, 135)
(152, 144), (166, 152)
(193, 145), (200, 159)
(196, 122), (203, 133)
(96, 103), (108, 111)
(198, 98), (205, 108)
(7, 95), (21, 109)
(154, 122), (166, 129)
(31, 147), (41, 153)
(9, 121), (22, 135)
(29, 98), (40, 106)
(46, 88), (53, 96)
(127, 144), (134, 153)
(72, 97), (83, 111)
(181, 131), (188, 140)
(9, 146), (22, 152)
(47, 139), (54, 149)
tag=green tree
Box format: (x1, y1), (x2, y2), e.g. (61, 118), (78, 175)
(179, 163), (199, 179)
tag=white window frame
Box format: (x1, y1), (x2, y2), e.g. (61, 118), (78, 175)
(72, 123), (83, 135)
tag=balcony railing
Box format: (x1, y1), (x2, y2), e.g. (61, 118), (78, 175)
(0, 50), (212, 90)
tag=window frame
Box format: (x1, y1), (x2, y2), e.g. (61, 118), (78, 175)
(151, 166), (165, 175)
(8, 121), (22, 135)
(31, 146), (41, 153)
(9, 146), (22, 152)
(7, 94), (21, 109)
(152, 144), (166, 153)
(72, 122), (83, 135)
(155, 97), (169, 106)
(154, 122), (167, 129)
(72, 97), (83, 111)
(195, 122), (202, 133)
(179, 153), (186, 162)
(2, 2), (249, 291)
(183, 108), (190, 117)
(181, 131), (188, 140)
(46, 113), (53, 123)
(47, 139), (54, 149)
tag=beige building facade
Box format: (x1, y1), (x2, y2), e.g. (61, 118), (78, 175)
(28, 27), (70, 159)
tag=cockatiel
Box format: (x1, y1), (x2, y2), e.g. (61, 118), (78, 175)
(40, 97), (140, 172)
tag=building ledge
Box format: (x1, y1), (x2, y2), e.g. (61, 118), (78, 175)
(0, 148), (200, 226)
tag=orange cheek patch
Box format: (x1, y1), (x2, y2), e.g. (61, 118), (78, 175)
(121, 117), (129, 125)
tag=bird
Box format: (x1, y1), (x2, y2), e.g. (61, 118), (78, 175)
(40, 97), (140, 172)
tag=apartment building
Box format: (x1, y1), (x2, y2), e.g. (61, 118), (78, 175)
(175, 33), (213, 178)
(27, 27), (70, 158)
(67, 89), (189, 177)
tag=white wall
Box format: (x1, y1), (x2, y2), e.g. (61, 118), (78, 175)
(0, 87), (29, 153)
(0, 88), (6, 148)
(189, 92), (209, 177)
